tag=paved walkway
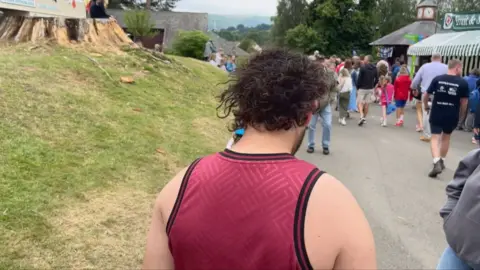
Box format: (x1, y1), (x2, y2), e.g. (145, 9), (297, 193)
(298, 104), (477, 269)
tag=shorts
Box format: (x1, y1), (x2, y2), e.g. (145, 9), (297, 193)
(430, 124), (456, 135)
(357, 89), (374, 104)
(412, 90), (422, 100)
(395, 100), (407, 108)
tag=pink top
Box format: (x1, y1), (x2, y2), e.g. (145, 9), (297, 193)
(380, 83), (394, 104)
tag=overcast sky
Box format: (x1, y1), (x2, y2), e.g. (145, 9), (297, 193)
(174, 0), (278, 16)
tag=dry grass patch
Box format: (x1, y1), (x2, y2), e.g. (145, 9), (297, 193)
(49, 187), (154, 269)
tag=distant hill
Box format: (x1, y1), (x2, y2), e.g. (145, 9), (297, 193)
(208, 14), (272, 30)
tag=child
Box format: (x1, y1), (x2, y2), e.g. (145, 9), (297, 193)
(393, 66), (411, 126)
(226, 128), (244, 149)
(379, 76), (394, 127)
(225, 57), (236, 73)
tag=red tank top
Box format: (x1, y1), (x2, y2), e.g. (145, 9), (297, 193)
(167, 149), (324, 270)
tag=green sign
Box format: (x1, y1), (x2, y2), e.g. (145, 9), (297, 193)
(442, 13), (480, 31)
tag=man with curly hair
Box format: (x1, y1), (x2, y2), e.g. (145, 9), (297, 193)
(142, 49), (376, 270)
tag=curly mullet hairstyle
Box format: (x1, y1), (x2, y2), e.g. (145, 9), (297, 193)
(217, 49), (329, 132)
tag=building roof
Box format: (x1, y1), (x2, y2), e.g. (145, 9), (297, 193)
(207, 32), (249, 57)
(417, 0), (437, 8)
(370, 20), (443, 46)
(408, 30), (480, 56)
(108, 9), (208, 30)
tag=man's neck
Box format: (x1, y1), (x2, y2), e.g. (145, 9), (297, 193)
(447, 70), (457, 76)
(230, 129), (295, 155)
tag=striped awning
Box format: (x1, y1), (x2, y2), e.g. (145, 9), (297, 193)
(407, 30), (480, 57)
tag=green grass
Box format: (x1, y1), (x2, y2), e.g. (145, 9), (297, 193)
(0, 44), (229, 269)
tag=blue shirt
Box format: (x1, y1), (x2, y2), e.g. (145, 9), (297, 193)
(464, 75), (479, 93)
(411, 61), (448, 92)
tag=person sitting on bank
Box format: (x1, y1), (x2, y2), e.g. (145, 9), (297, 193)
(90, 0), (115, 20)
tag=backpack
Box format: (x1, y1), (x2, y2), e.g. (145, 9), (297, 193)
(469, 88), (480, 113)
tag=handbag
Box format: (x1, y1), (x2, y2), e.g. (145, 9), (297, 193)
(382, 86), (396, 115)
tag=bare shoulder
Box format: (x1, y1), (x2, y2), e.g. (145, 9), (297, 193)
(304, 173), (376, 269)
(155, 167), (189, 223)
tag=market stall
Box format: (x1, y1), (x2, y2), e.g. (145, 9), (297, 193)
(408, 12), (480, 75)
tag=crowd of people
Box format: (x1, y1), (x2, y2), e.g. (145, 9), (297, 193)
(204, 40), (237, 73)
(303, 52), (480, 180)
(141, 48), (480, 270)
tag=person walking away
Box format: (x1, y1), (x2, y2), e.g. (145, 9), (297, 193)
(391, 58), (401, 82)
(473, 88), (480, 145)
(338, 68), (352, 126)
(469, 80), (480, 144)
(356, 55), (379, 126)
(203, 40), (217, 62)
(394, 66), (412, 126)
(411, 53), (448, 142)
(423, 59), (468, 178)
(142, 49), (376, 270)
(377, 59), (389, 75)
(379, 76), (394, 127)
(458, 69), (480, 130)
(349, 59), (360, 112)
(307, 61), (338, 155)
(437, 149), (480, 269)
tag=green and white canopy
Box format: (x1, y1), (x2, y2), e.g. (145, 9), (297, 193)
(407, 30), (480, 56)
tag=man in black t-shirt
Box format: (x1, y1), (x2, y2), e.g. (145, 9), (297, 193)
(423, 59), (469, 178)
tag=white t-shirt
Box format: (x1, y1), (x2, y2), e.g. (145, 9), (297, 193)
(215, 53), (223, 65)
(209, 60), (217, 67)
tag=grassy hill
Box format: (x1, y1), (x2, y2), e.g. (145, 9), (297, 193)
(0, 44), (228, 269)
(208, 14), (272, 30)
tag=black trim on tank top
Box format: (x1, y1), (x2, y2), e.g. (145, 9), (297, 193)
(166, 158), (202, 235)
(219, 148), (295, 161)
(294, 168), (325, 270)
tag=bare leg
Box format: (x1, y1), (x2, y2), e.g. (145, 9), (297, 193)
(415, 101), (423, 130)
(364, 103), (369, 117)
(430, 134), (441, 159)
(440, 133), (452, 158)
(381, 105), (387, 125)
(416, 102), (423, 130)
(358, 102), (364, 118)
(396, 107), (401, 122)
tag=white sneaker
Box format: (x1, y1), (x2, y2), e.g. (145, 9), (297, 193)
(381, 121), (387, 127)
(340, 118), (346, 126)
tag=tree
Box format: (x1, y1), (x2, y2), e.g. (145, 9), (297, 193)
(217, 30), (237, 41)
(124, 10), (156, 41)
(239, 39), (255, 52)
(172, 31), (209, 59)
(303, 0), (376, 56)
(271, 0), (308, 45)
(375, 0), (416, 38)
(285, 24), (321, 53)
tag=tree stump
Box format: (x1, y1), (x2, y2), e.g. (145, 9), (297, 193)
(0, 15), (135, 47)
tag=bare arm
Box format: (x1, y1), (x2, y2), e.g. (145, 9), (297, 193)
(422, 92), (430, 112)
(142, 168), (188, 270)
(305, 174), (376, 269)
(459, 98), (468, 123)
(410, 66), (423, 90)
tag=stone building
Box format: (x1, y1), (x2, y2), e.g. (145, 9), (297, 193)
(109, 9), (208, 49)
